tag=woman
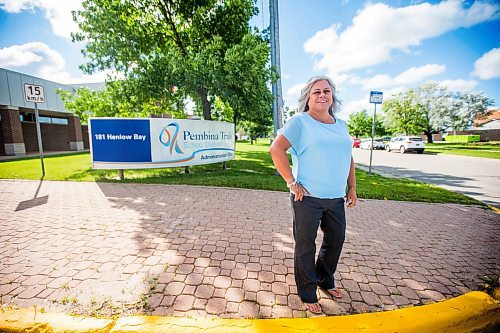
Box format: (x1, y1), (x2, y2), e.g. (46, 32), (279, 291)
(269, 75), (357, 314)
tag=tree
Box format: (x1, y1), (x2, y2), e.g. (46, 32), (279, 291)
(212, 96), (234, 122)
(347, 109), (387, 138)
(347, 110), (372, 138)
(283, 106), (297, 122)
(58, 79), (188, 123)
(72, 0), (274, 123)
(374, 114), (389, 137)
(382, 90), (427, 136)
(217, 33), (275, 126)
(240, 119), (272, 144)
(448, 91), (494, 132)
(383, 83), (495, 141)
(415, 83), (494, 141)
(415, 82), (451, 143)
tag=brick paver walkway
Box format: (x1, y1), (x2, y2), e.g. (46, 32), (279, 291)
(1, 180), (499, 318)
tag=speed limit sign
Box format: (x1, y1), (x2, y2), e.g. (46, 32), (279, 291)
(23, 83), (47, 175)
(24, 83), (46, 103)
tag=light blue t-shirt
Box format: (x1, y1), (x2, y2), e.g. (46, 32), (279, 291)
(281, 112), (352, 199)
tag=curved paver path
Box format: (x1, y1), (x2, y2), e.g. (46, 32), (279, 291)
(0, 180), (498, 318)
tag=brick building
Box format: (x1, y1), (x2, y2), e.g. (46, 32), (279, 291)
(474, 109), (500, 130)
(0, 68), (92, 156)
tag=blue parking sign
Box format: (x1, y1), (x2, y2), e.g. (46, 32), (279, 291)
(370, 91), (383, 104)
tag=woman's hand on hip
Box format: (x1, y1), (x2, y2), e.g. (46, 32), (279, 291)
(292, 182), (310, 201)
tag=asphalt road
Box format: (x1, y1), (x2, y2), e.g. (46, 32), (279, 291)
(352, 148), (500, 208)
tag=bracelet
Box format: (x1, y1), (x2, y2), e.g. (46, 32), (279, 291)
(287, 180), (298, 188)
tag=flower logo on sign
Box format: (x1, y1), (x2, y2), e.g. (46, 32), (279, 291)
(159, 122), (183, 154)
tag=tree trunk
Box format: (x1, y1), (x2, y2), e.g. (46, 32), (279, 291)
(233, 111), (238, 128)
(425, 131), (434, 143)
(197, 88), (212, 120)
(233, 114), (238, 143)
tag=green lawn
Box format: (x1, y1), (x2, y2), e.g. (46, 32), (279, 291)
(425, 142), (500, 159)
(0, 141), (486, 206)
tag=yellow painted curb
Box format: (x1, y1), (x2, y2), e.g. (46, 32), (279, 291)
(1, 291), (499, 333)
(0, 306), (114, 332)
(490, 205), (500, 214)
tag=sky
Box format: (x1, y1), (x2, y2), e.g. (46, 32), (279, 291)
(0, 0), (499, 120)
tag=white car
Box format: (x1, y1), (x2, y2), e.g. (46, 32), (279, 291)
(360, 139), (385, 150)
(386, 136), (425, 154)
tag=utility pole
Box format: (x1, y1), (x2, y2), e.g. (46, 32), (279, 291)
(270, 0), (284, 137)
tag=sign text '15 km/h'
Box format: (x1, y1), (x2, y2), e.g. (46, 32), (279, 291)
(23, 83), (46, 103)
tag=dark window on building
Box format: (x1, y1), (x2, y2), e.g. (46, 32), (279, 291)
(20, 112), (68, 125)
(20, 113), (36, 122)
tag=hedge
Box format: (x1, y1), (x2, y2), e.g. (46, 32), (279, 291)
(445, 135), (481, 143)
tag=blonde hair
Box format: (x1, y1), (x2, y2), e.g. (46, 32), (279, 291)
(297, 75), (341, 116)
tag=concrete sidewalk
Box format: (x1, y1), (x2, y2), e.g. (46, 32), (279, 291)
(0, 179), (499, 319)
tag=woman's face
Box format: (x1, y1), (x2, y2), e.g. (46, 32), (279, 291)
(307, 80), (333, 113)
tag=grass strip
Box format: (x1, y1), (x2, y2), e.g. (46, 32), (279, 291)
(0, 141), (486, 206)
(425, 142), (500, 159)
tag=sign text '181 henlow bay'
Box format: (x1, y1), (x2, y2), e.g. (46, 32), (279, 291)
(89, 118), (235, 169)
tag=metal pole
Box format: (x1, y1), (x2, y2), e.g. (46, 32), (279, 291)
(270, 0), (284, 137)
(368, 103), (377, 174)
(34, 103), (45, 177)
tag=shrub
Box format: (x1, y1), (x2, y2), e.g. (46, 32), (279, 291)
(445, 135), (480, 143)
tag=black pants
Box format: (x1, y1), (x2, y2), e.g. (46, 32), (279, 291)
(291, 195), (346, 303)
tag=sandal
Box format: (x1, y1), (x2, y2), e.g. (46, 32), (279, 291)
(304, 302), (322, 314)
(325, 288), (343, 299)
(319, 285), (343, 299)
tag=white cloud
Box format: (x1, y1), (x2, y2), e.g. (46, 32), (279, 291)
(339, 85), (417, 121)
(325, 72), (353, 89)
(433, 79), (478, 91)
(357, 64), (446, 91)
(64, 69), (122, 84)
(381, 86), (410, 99)
(284, 82), (305, 110)
(286, 83), (305, 97)
(0, 42), (109, 84)
(339, 97), (371, 119)
(395, 64), (446, 85)
(0, 0), (32, 11)
(304, 0), (500, 75)
(0, 0), (83, 39)
(0, 42), (65, 73)
(0, 43), (44, 67)
(472, 47), (500, 80)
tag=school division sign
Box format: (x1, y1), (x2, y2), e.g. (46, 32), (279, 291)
(89, 118), (235, 169)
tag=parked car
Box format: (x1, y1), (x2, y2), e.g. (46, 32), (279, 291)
(385, 136), (425, 154)
(377, 136), (392, 143)
(352, 138), (362, 148)
(360, 139), (385, 150)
